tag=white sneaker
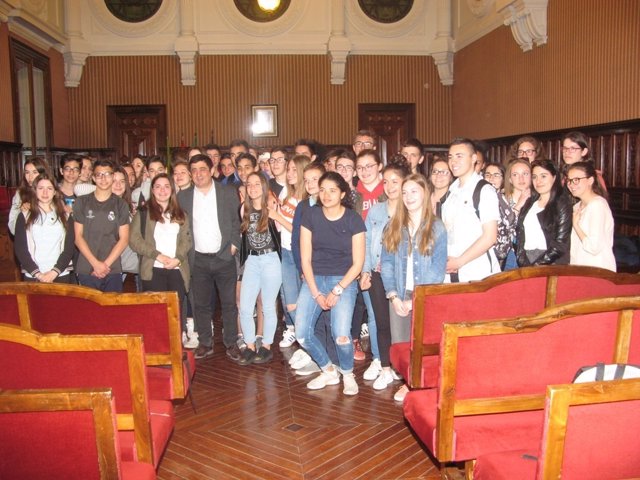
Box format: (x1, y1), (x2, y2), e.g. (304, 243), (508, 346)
(288, 349), (307, 366)
(360, 322), (369, 338)
(306, 368), (340, 390)
(391, 369), (403, 381)
(186, 317), (195, 337)
(393, 384), (410, 402)
(295, 361), (321, 376)
(183, 332), (199, 349)
(342, 373), (359, 396)
(291, 351), (313, 370)
(373, 370), (394, 390)
(279, 327), (296, 348)
(363, 359), (382, 381)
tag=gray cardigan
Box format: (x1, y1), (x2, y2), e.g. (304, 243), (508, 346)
(129, 209), (192, 291)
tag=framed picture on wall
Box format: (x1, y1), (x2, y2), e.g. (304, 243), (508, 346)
(251, 105), (278, 137)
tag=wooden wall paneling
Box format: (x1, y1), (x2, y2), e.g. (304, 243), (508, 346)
(68, 54), (452, 150)
(453, 0), (640, 140)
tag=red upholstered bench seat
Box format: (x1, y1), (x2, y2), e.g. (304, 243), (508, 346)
(119, 399), (175, 465)
(0, 388), (157, 480)
(0, 325), (174, 468)
(474, 379), (640, 480)
(473, 449), (537, 480)
(404, 389), (544, 460)
(401, 266), (640, 390)
(403, 296), (640, 466)
(0, 283), (193, 400)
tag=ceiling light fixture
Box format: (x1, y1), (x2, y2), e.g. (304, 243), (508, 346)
(257, 0), (281, 12)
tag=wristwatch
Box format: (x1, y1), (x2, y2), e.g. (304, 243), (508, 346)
(332, 284), (344, 296)
(388, 294), (398, 302)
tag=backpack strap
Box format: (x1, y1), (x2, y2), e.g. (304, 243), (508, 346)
(472, 179), (492, 219)
(472, 179), (494, 268)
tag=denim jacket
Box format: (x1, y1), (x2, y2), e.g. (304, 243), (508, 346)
(364, 201), (390, 273)
(380, 218), (447, 299)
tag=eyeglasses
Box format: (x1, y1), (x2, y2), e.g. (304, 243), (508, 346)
(94, 172), (113, 179)
(63, 167), (80, 173)
(353, 141), (373, 149)
(336, 165), (354, 172)
(431, 169), (451, 176)
(356, 163), (378, 172)
(484, 172), (503, 179)
(269, 157), (286, 164)
(566, 176), (589, 185)
(517, 149), (535, 156)
(562, 146), (582, 153)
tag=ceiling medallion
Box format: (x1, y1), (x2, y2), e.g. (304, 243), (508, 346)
(104, 0), (163, 23)
(358, 0), (413, 24)
(234, 0), (291, 22)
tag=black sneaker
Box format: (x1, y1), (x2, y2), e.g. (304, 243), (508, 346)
(237, 348), (256, 366)
(253, 346), (273, 364)
(194, 344), (214, 359)
(226, 343), (242, 362)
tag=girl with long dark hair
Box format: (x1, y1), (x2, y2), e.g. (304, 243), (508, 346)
(14, 173), (75, 283)
(515, 160), (573, 266)
(129, 173), (192, 329)
(236, 172), (282, 365)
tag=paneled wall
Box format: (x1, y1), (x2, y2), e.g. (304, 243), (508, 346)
(67, 54), (452, 149)
(0, 23), (14, 141)
(452, 0), (640, 139)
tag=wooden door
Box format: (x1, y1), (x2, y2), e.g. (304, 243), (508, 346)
(358, 103), (416, 163)
(107, 105), (166, 162)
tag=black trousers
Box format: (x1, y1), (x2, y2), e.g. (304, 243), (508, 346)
(141, 268), (187, 331)
(190, 252), (238, 348)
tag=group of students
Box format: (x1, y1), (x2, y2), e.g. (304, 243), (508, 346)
(477, 131), (616, 272)
(9, 128), (617, 402)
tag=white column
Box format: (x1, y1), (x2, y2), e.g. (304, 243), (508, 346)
(174, 0), (199, 86)
(431, 0), (454, 86)
(63, 0), (91, 87)
(327, 0), (351, 85)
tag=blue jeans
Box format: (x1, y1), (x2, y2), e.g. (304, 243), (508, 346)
(503, 248), (518, 271)
(362, 290), (380, 361)
(239, 252), (282, 345)
(295, 275), (357, 373)
(280, 248), (301, 327)
(77, 273), (123, 292)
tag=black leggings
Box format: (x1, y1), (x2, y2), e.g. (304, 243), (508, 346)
(369, 272), (391, 367)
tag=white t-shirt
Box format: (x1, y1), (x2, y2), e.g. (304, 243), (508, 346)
(523, 202), (547, 250)
(153, 214), (180, 268)
(441, 173), (500, 282)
